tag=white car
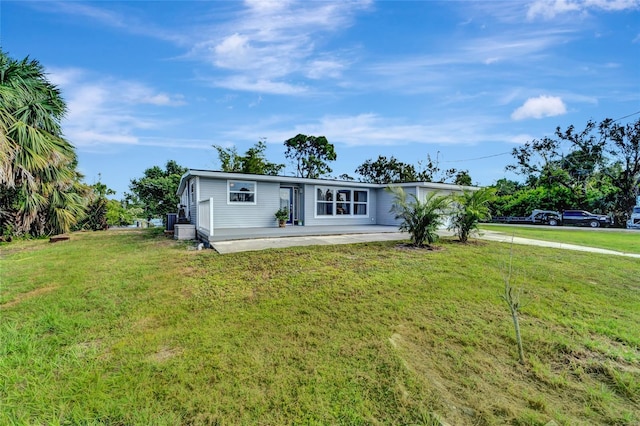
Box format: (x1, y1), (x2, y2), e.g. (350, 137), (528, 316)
(627, 206), (640, 229)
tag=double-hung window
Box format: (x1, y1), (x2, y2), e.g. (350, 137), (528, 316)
(315, 186), (368, 217)
(228, 180), (256, 204)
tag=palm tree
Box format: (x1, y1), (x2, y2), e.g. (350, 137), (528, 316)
(449, 187), (496, 243)
(0, 50), (86, 236)
(388, 186), (451, 247)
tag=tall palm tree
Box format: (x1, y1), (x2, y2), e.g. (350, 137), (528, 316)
(0, 50), (86, 236)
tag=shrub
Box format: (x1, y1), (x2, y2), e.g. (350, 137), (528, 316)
(388, 186), (450, 247)
(450, 187), (495, 243)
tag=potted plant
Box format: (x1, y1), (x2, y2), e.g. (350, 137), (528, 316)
(275, 207), (289, 227)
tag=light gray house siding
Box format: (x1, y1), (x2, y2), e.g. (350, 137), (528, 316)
(376, 185), (419, 226)
(199, 179), (282, 228)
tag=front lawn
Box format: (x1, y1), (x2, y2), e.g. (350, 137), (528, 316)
(1, 229), (639, 425)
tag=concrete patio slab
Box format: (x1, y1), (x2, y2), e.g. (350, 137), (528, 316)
(211, 232), (408, 254)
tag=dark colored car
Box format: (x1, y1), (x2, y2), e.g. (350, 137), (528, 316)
(531, 209), (562, 226)
(562, 210), (612, 228)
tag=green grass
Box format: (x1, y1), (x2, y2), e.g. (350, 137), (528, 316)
(481, 223), (640, 254)
(1, 229), (639, 425)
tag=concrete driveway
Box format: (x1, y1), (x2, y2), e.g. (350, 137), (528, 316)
(478, 230), (640, 258)
(210, 228), (640, 258)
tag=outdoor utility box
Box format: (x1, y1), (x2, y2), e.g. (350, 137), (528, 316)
(167, 213), (177, 231)
(174, 224), (196, 240)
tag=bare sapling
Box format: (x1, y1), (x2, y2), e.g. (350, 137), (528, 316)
(501, 240), (526, 365)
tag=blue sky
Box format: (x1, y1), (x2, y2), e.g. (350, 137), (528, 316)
(3, 0), (639, 198)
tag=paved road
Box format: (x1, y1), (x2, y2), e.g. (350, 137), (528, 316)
(486, 223), (640, 233)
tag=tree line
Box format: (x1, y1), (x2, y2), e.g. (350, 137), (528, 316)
(495, 118), (640, 226)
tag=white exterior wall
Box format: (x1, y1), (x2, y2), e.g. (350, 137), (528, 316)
(302, 184), (378, 226)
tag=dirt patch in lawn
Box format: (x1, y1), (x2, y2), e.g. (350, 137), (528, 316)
(0, 285), (59, 309)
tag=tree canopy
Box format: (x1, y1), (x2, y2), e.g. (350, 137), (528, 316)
(355, 155), (419, 183)
(355, 154), (466, 184)
(501, 117), (640, 225)
(284, 134), (336, 179)
(214, 140), (284, 176)
(128, 160), (187, 222)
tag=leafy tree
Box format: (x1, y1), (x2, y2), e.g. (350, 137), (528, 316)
(416, 153), (457, 183)
(493, 178), (523, 197)
(0, 50), (87, 237)
(338, 173), (355, 181)
(356, 154), (463, 184)
(106, 197), (144, 227)
(214, 140), (284, 175)
(213, 145), (242, 172)
(78, 181), (113, 231)
(599, 118), (640, 225)
(388, 186), (450, 247)
(128, 160), (187, 223)
(284, 134), (336, 178)
(106, 199), (130, 227)
(355, 155), (418, 183)
(449, 187), (496, 243)
(454, 170), (473, 186)
(504, 117), (639, 225)
(507, 120), (609, 209)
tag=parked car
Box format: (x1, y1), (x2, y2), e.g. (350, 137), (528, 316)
(627, 206), (640, 229)
(562, 210), (611, 228)
(492, 209), (561, 226)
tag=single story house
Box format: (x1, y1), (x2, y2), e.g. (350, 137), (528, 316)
(176, 170), (477, 243)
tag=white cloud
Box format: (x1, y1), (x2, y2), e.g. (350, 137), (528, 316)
(208, 76), (308, 95)
(213, 33), (251, 67)
(306, 59), (345, 79)
(527, 0), (640, 20)
(48, 68), (185, 148)
(29, 1), (188, 44)
(511, 95), (567, 120)
(222, 113), (508, 149)
(189, 1), (371, 93)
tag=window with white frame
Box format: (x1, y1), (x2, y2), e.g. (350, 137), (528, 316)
(316, 187), (333, 215)
(315, 186), (368, 217)
(354, 190), (367, 215)
(228, 180), (256, 204)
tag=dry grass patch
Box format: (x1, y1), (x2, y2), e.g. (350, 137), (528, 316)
(0, 285), (59, 309)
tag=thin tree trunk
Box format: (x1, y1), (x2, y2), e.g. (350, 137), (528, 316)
(510, 305), (525, 365)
